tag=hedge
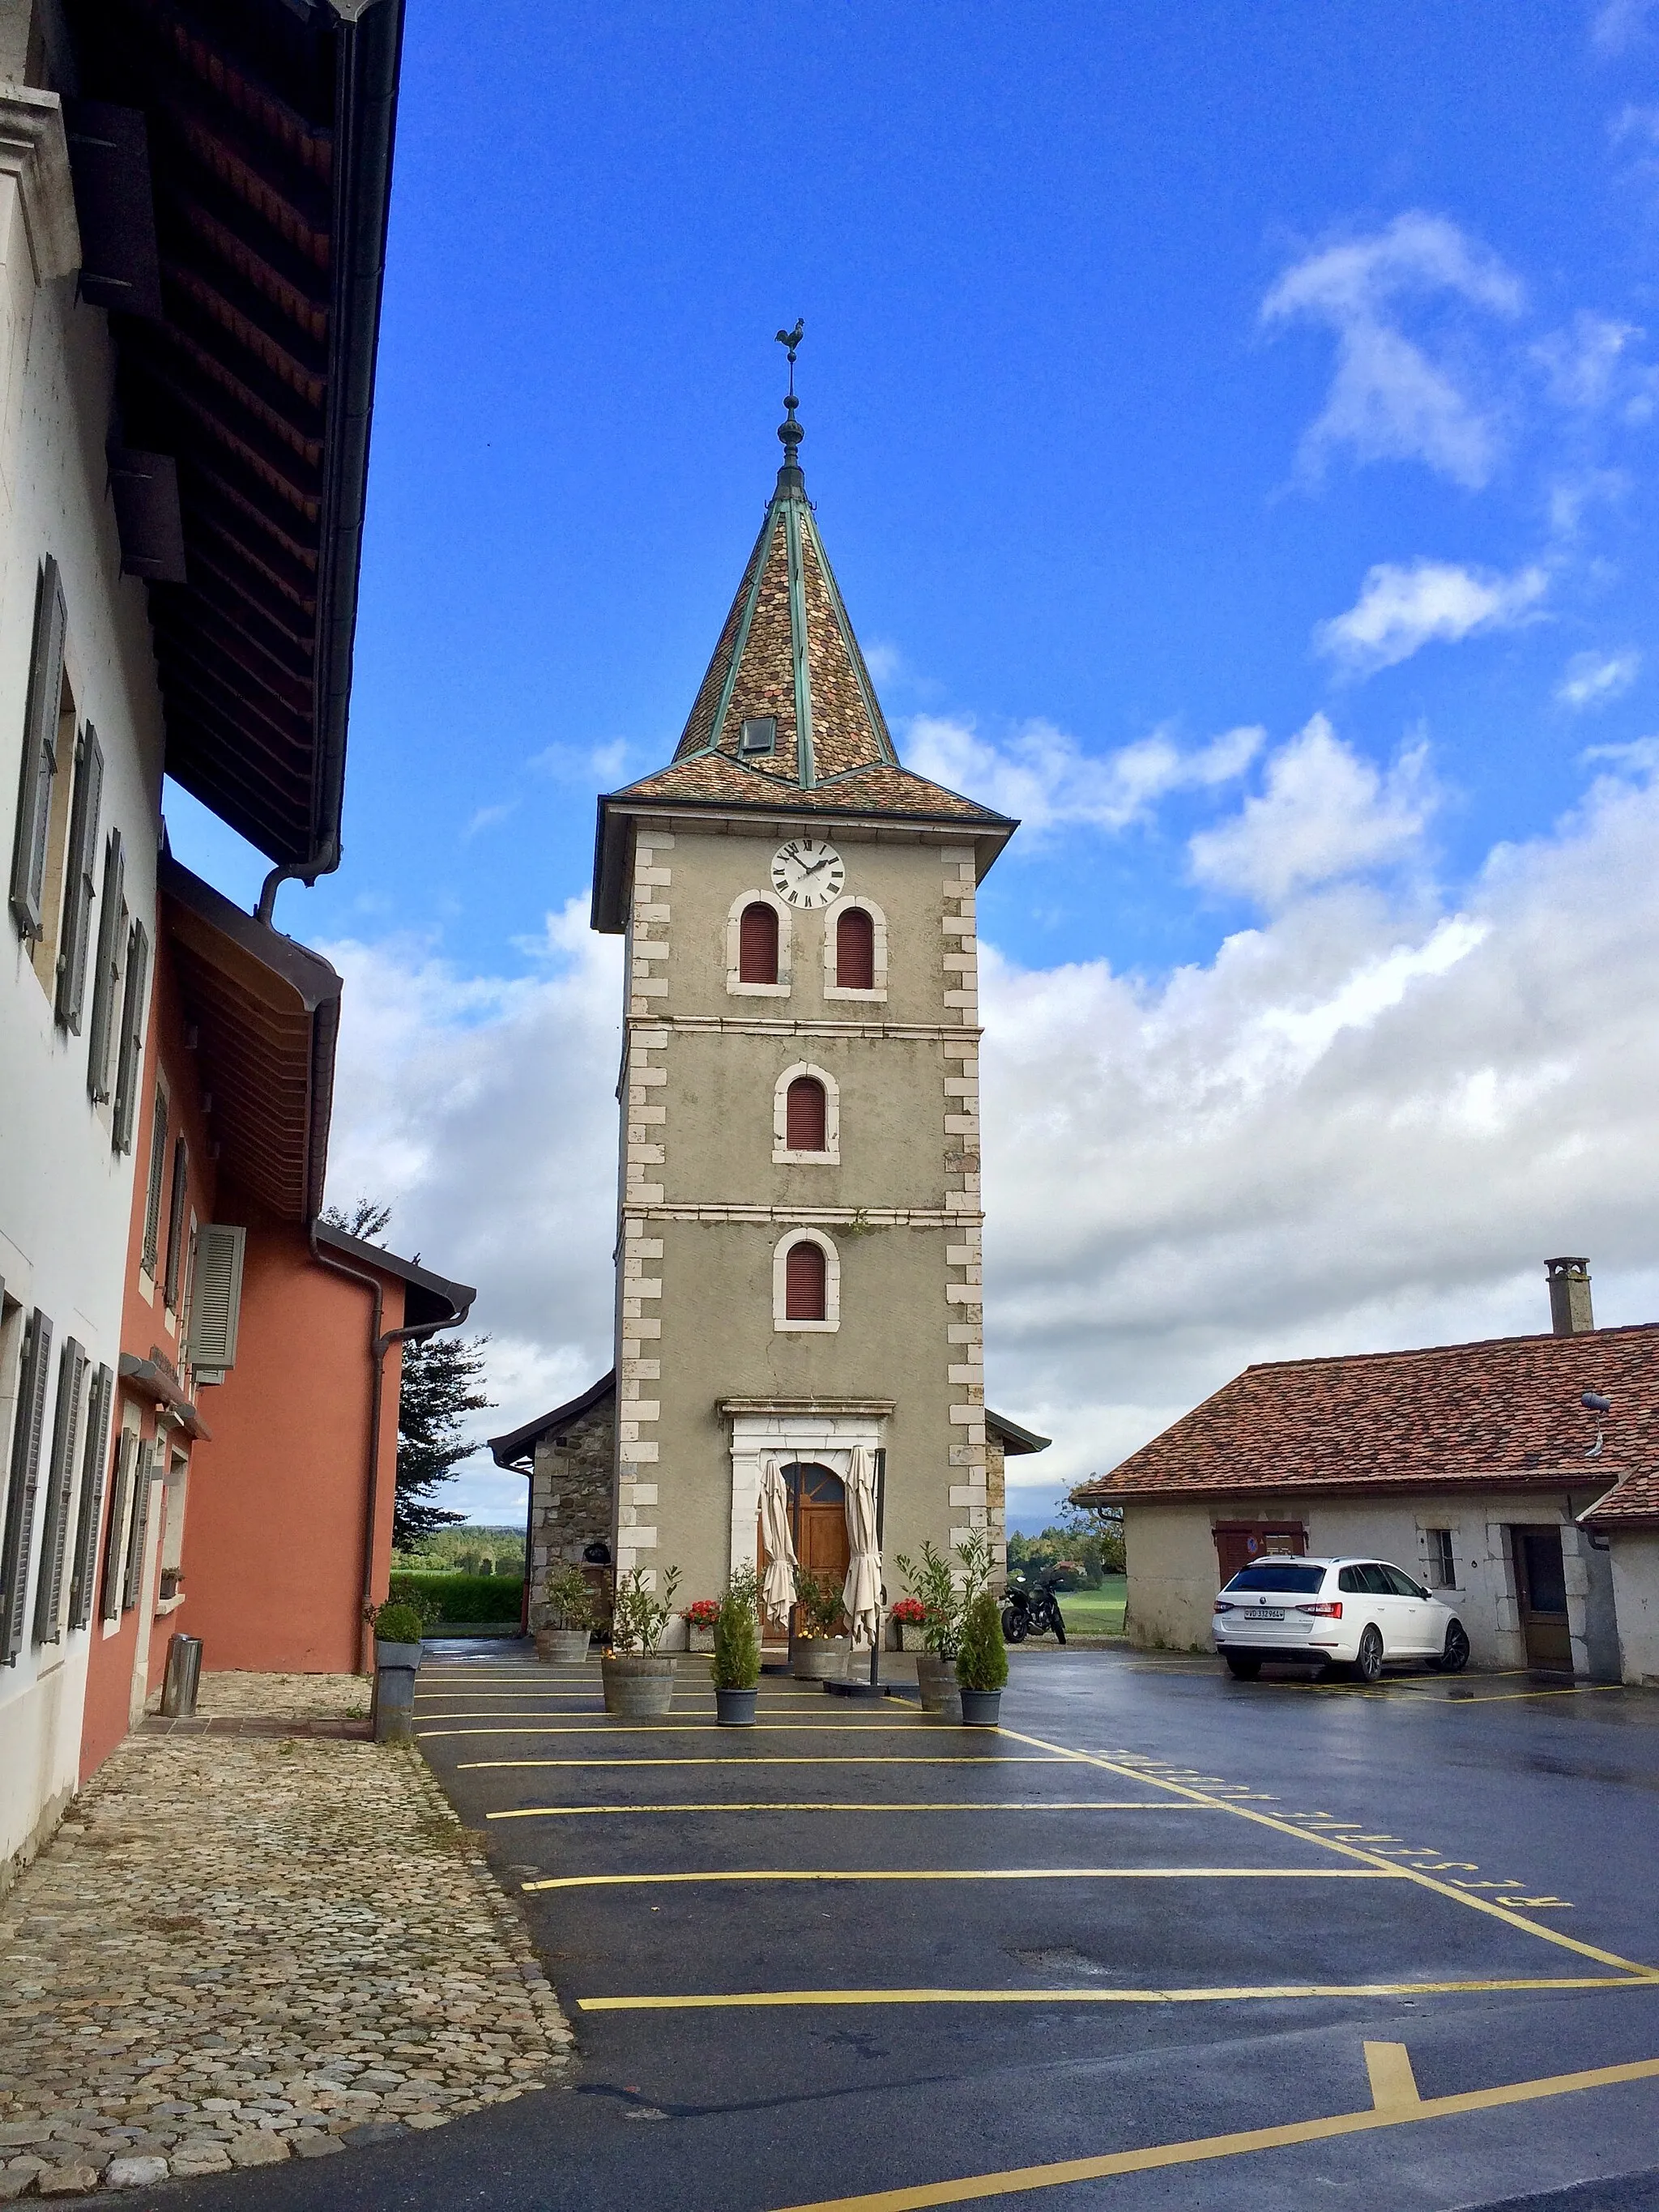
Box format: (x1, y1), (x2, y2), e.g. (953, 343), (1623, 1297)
(390, 1571), (524, 1624)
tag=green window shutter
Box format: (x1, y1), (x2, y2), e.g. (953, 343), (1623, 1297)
(67, 1363), (113, 1630)
(100, 1428), (134, 1625)
(86, 827), (125, 1103)
(32, 1336), (87, 1647)
(121, 1437), (156, 1610)
(163, 1138), (190, 1309)
(54, 722), (103, 1031)
(140, 1088), (168, 1276)
(111, 917), (149, 1153)
(0, 1308), (53, 1665)
(8, 558), (67, 940)
(187, 1224), (245, 1376)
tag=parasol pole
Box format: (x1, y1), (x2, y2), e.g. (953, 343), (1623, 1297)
(869, 1447), (886, 1690)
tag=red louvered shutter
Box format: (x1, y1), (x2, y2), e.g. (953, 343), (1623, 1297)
(785, 1242), (826, 1322)
(836, 907), (875, 991)
(786, 1077), (826, 1153)
(739, 902), (778, 984)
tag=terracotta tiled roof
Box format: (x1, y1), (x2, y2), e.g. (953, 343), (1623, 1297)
(611, 749), (1009, 825)
(1582, 1468), (1659, 1526)
(1070, 1323), (1659, 1505)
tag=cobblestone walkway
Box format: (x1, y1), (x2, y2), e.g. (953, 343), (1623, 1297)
(0, 1677), (572, 2197)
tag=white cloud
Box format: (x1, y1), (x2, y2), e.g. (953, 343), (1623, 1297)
(529, 738), (632, 786)
(1188, 715), (1435, 906)
(987, 752), (1659, 1511)
(1262, 213), (1523, 487)
(1593, 0), (1654, 54)
(1314, 558), (1548, 676)
(903, 714), (1261, 834)
(1533, 312), (1643, 410)
(463, 800), (515, 841)
(1556, 648), (1640, 709)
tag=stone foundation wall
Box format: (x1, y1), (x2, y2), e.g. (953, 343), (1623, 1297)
(528, 1398), (617, 1612)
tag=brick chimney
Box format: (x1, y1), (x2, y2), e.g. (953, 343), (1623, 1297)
(1545, 1256), (1594, 1337)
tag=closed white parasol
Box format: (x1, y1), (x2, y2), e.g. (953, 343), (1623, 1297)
(758, 1458), (797, 1626)
(842, 1446), (881, 1647)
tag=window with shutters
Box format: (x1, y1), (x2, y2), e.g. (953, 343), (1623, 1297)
(140, 1084), (168, 1280)
(773, 1062), (840, 1164)
(825, 897), (886, 999)
(32, 1337), (86, 1647)
(111, 917), (149, 1153)
(187, 1223), (246, 1379)
(121, 1437), (156, 1612)
(85, 826), (126, 1106)
(54, 723), (103, 1033)
(163, 1137), (190, 1311)
(0, 1307), (53, 1664)
(726, 888), (791, 996)
(772, 1227), (839, 1332)
(100, 1425), (137, 1625)
(66, 1364), (113, 1631)
(9, 556), (67, 950)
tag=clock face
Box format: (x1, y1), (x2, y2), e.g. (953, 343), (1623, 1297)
(770, 837), (845, 910)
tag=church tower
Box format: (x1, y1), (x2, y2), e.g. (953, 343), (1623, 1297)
(591, 358), (1017, 1629)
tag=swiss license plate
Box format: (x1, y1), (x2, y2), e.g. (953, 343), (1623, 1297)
(1253, 1608), (1286, 1622)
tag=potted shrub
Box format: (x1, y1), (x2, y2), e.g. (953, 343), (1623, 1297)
(684, 1598), (719, 1654)
(711, 1567), (761, 1725)
(956, 1588), (1009, 1725)
(889, 1596), (925, 1651)
(601, 1566), (681, 1717)
(791, 1567), (849, 1680)
(894, 1541), (960, 1715)
(532, 1563), (594, 1664)
(370, 1597), (424, 1745)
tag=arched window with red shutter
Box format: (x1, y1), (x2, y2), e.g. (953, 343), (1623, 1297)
(836, 906), (875, 991)
(785, 1076), (827, 1153)
(738, 901), (778, 985)
(784, 1240), (826, 1321)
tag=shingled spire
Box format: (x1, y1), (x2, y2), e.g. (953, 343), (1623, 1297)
(672, 343), (897, 790)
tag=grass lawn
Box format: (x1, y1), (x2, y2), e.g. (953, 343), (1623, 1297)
(1047, 1576), (1127, 1636)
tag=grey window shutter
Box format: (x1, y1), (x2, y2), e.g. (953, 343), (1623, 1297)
(9, 558), (67, 940)
(0, 1309), (53, 1665)
(188, 1224), (246, 1376)
(100, 1428), (134, 1625)
(122, 1437), (156, 1610)
(86, 827), (125, 1102)
(163, 1138), (190, 1310)
(68, 1363), (113, 1630)
(32, 1336), (86, 1647)
(54, 722), (103, 1032)
(140, 1089), (168, 1276)
(112, 917), (149, 1153)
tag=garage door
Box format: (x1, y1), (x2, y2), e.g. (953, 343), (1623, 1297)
(1213, 1522), (1307, 1586)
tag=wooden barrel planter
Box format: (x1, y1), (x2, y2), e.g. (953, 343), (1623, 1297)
(535, 1628), (591, 1664)
(600, 1654), (676, 1717)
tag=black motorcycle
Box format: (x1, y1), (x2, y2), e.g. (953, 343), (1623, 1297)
(1000, 1565), (1068, 1644)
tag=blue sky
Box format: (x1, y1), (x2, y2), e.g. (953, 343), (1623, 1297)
(171, 1), (1659, 1531)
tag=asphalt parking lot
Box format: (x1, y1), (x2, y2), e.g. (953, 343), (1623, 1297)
(164, 1644), (1659, 2212)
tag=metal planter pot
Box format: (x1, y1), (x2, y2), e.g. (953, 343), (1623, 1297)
(535, 1628), (591, 1664)
(958, 1688), (1002, 1727)
(792, 1636), (849, 1681)
(601, 1654), (676, 1717)
(714, 1686), (758, 1726)
(915, 1653), (960, 1720)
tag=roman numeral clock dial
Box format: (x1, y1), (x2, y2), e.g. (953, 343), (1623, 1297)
(770, 838), (845, 909)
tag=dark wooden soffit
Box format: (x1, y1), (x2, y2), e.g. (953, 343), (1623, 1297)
(160, 851), (339, 1221)
(67, 0), (403, 871)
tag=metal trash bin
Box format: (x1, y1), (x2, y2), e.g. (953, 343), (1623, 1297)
(160, 1633), (203, 1718)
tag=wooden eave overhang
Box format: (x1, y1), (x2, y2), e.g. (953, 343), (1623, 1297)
(68, 0), (403, 874)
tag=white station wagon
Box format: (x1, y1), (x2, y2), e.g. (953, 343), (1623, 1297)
(1212, 1556), (1471, 1683)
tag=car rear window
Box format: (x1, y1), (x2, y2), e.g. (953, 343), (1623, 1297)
(1222, 1564), (1325, 1594)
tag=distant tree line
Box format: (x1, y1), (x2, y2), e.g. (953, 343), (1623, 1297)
(1007, 1501), (1124, 1586)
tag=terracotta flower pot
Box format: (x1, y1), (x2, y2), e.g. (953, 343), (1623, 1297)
(535, 1627), (591, 1664)
(793, 1635), (848, 1681)
(958, 1688), (1001, 1727)
(601, 1653), (676, 1717)
(714, 1686), (758, 1726)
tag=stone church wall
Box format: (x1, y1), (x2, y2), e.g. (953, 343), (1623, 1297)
(528, 1396), (617, 1612)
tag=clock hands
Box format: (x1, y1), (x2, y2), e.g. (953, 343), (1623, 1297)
(795, 853), (836, 880)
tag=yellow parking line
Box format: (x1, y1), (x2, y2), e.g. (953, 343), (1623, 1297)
(522, 1866), (1404, 1893)
(769, 2044), (1659, 2210)
(419, 1724), (939, 1739)
(578, 1974), (1648, 2014)
(457, 1756), (1076, 1771)
(999, 1728), (1659, 1979)
(487, 1801), (1209, 1820)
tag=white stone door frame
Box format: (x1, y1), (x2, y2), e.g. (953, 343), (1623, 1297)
(724, 1403), (892, 1582)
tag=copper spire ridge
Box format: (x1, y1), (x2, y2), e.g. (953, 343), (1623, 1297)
(774, 318), (805, 492)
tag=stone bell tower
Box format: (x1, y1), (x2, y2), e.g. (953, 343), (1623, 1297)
(590, 346), (1017, 1623)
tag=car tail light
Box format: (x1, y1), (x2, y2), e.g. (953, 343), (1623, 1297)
(1294, 1600), (1342, 1618)
(1213, 1600), (1235, 1613)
